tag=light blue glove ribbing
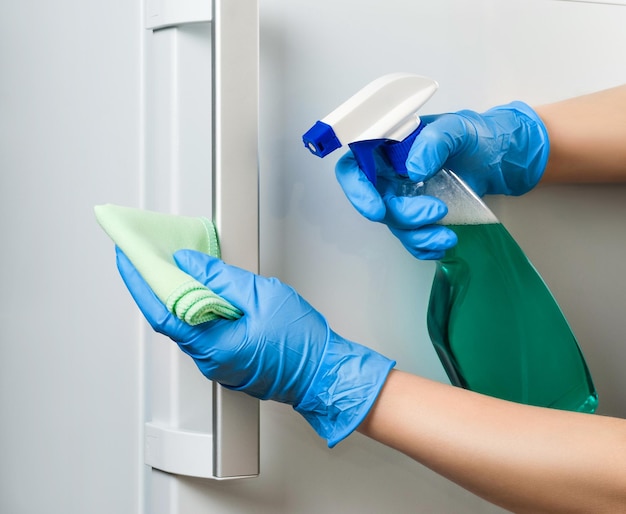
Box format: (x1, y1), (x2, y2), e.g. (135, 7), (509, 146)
(116, 248), (395, 448)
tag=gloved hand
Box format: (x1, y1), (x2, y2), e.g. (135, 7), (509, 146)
(116, 247), (395, 447)
(406, 101), (550, 197)
(335, 152), (457, 260)
(335, 101), (550, 260)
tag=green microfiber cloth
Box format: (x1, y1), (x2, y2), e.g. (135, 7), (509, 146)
(94, 204), (242, 325)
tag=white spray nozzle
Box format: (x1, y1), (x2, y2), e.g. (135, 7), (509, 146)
(303, 73), (439, 157)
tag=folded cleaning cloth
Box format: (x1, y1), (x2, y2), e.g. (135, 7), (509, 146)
(94, 204), (242, 325)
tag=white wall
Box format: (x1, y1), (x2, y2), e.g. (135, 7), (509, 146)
(2, 1), (625, 513)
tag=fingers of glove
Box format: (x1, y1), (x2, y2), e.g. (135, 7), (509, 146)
(179, 315), (251, 385)
(174, 249), (326, 402)
(115, 247), (195, 340)
(168, 251), (254, 379)
(174, 250), (318, 329)
(406, 113), (474, 182)
(383, 194), (448, 229)
(388, 225), (458, 258)
(173, 249), (258, 312)
(410, 249), (448, 261)
(335, 151), (386, 222)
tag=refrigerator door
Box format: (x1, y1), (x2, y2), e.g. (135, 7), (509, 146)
(142, 0), (259, 486)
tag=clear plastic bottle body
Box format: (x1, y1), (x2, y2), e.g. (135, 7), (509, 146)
(411, 170), (597, 411)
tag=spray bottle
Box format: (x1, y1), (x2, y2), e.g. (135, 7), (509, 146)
(302, 73), (597, 412)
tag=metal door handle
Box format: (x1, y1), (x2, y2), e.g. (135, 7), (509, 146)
(143, 0), (260, 480)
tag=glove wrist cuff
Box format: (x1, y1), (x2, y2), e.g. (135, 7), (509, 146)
(294, 332), (395, 448)
(489, 101), (551, 195)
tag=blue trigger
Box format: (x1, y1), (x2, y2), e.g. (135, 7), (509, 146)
(348, 140), (385, 184)
(348, 124), (426, 185)
(383, 124), (425, 174)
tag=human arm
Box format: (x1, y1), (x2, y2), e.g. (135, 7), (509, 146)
(535, 84), (626, 183)
(359, 369), (626, 514)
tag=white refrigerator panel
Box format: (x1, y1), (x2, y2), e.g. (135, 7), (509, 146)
(2, 0), (626, 513)
(0, 1), (143, 513)
(254, 0), (626, 512)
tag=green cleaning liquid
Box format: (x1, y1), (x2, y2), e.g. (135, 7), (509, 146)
(419, 170), (597, 412)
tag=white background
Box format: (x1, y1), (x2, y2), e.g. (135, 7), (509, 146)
(1, 0), (625, 512)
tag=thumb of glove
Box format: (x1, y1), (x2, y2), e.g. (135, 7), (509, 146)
(173, 249), (252, 311)
(405, 114), (471, 184)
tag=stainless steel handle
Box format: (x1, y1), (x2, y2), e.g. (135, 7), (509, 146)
(211, 0), (260, 479)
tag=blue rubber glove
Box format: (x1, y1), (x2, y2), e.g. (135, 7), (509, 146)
(335, 101), (549, 260)
(116, 247), (395, 447)
(406, 101), (550, 197)
(335, 152), (457, 260)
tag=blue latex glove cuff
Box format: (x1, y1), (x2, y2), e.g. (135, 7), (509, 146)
(295, 331), (395, 448)
(483, 101), (550, 195)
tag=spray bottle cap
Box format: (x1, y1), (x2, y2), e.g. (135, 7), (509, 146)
(302, 73), (438, 183)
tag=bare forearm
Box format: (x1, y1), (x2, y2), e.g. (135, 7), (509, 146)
(534, 84), (626, 184)
(358, 370), (626, 513)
